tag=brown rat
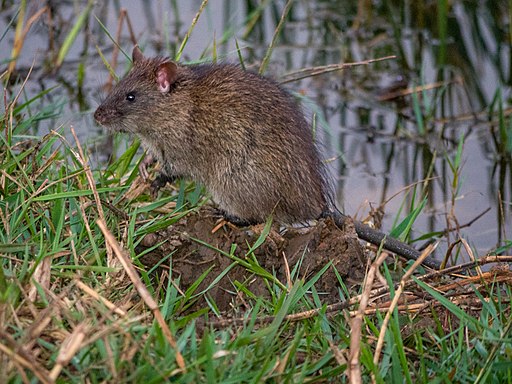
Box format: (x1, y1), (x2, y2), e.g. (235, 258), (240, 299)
(95, 46), (329, 224)
(94, 46), (440, 269)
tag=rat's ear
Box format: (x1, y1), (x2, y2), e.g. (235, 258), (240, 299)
(132, 45), (144, 63)
(156, 61), (178, 93)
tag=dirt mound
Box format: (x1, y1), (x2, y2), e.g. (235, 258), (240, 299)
(138, 209), (368, 313)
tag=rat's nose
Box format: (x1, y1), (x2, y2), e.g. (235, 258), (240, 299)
(94, 106), (106, 125)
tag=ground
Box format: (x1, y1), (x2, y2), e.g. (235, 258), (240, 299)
(137, 208), (368, 313)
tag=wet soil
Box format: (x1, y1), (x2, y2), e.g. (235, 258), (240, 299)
(138, 208), (368, 313)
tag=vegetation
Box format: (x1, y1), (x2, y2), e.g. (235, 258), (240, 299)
(1, 1), (511, 382)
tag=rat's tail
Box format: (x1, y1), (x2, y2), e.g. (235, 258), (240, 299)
(322, 206), (441, 270)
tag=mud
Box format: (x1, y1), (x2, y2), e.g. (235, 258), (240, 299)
(138, 208), (368, 313)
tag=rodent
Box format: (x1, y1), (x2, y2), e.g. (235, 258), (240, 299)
(94, 46), (440, 270)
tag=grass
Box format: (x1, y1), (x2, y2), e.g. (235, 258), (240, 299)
(1, 1), (512, 383)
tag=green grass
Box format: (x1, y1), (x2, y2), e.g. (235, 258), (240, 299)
(1, 1), (512, 383)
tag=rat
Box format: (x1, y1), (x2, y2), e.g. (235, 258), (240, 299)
(94, 46), (440, 269)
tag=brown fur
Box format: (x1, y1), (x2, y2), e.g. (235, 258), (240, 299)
(94, 47), (332, 224)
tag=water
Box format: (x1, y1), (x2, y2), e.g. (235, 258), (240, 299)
(1, 0), (510, 259)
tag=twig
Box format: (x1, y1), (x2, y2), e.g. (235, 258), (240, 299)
(441, 208), (490, 236)
(280, 56), (396, 84)
(418, 255), (512, 280)
(434, 268), (512, 293)
(377, 76), (463, 101)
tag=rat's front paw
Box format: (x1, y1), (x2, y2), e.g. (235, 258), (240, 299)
(139, 154), (156, 181)
(150, 173), (177, 198)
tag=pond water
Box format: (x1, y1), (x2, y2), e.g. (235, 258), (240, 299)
(1, 0), (510, 260)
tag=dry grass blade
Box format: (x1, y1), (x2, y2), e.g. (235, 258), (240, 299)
(104, 8), (137, 92)
(347, 251), (390, 384)
(175, 0), (209, 61)
(96, 219), (186, 372)
(8, 3), (47, 77)
(259, 0), (294, 74)
(49, 323), (87, 381)
(421, 255), (512, 278)
(70, 126), (106, 230)
(372, 244), (437, 372)
(75, 279), (127, 316)
(27, 256), (51, 302)
(69, 126), (113, 265)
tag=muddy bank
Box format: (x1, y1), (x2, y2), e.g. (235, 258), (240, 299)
(138, 209), (368, 313)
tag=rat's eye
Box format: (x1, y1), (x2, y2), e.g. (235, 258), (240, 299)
(126, 92), (136, 102)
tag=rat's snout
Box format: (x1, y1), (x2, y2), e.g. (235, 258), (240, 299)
(93, 105), (125, 132)
(94, 106), (108, 125)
